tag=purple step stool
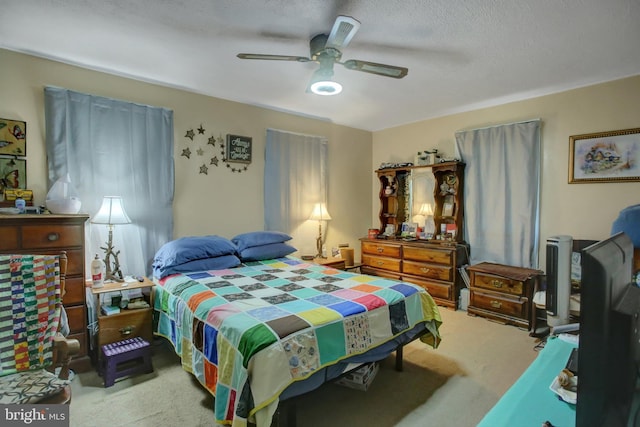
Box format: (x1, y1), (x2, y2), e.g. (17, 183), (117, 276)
(101, 337), (153, 387)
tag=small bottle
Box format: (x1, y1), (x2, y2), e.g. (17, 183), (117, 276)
(91, 254), (105, 288)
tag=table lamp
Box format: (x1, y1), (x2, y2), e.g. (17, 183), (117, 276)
(91, 196), (131, 282)
(418, 203), (435, 237)
(309, 203), (332, 258)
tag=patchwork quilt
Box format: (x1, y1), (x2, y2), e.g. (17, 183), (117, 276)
(154, 257), (442, 426)
(0, 255), (61, 376)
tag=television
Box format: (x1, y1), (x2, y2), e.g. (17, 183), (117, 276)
(577, 232), (640, 427)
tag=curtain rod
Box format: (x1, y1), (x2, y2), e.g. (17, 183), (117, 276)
(455, 118), (541, 134)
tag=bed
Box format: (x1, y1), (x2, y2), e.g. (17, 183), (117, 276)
(152, 233), (442, 427)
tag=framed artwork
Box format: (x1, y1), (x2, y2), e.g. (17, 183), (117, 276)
(225, 134), (252, 164)
(0, 158), (27, 192)
(442, 195), (455, 217)
(569, 127), (640, 183)
(0, 118), (27, 156)
(401, 222), (418, 238)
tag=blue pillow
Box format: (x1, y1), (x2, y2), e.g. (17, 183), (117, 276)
(239, 242), (296, 262)
(153, 254), (241, 279)
(153, 235), (238, 271)
(232, 231), (292, 252)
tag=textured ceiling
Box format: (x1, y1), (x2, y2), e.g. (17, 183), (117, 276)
(2, 0), (640, 131)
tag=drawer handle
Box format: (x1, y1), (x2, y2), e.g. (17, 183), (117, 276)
(491, 280), (504, 288)
(47, 232), (60, 241)
(490, 300), (502, 309)
(119, 326), (134, 336)
(376, 247), (384, 253)
(376, 261), (385, 266)
(420, 267), (430, 273)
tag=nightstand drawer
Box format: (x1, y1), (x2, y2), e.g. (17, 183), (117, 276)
(362, 242), (401, 257)
(361, 254), (401, 272)
(472, 272), (524, 296)
(402, 246), (452, 265)
(21, 224), (84, 249)
(470, 289), (527, 319)
(402, 260), (452, 281)
(98, 309), (153, 347)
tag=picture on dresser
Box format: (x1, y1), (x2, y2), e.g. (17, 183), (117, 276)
(0, 118), (26, 156)
(0, 157), (26, 193)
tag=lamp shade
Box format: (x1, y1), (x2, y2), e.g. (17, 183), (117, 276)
(91, 196), (131, 225)
(309, 203), (332, 221)
(418, 203), (434, 216)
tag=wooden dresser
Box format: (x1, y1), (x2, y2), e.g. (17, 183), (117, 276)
(467, 262), (543, 330)
(360, 238), (468, 308)
(0, 214), (91, 371)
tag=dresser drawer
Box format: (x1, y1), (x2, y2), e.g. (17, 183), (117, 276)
(362, 241), (401, 257)
(470, 289), (527, 319)
(402, 260), (452, 281)
(472, 272), (525, 297)
(361, 254), (401, 273)
(361, 266), (401, 280)
(0, 227), (18, 250)
(402, 246), (453, 265)
(402, 276), (451, 300)
(98, 309), (153, 348)
(63, 277), (86, 306)
(21, 224), (84, 249)
(65, 304), (87, 335)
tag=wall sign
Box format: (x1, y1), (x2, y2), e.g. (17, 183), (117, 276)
(226, 134), (252, 164)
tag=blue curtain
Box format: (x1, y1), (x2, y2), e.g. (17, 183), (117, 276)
(44, 86), (174, 276)
(455, 120), (541, 268)
(264, 129), (328, 255)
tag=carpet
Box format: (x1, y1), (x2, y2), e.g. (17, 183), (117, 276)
(69, 308), (540, 427)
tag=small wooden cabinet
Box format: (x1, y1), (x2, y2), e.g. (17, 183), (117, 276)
(91, 278), (154, 357)
(467, 262), (543, 330)
(361, 238), (468, 308)
(0, 214), (91, 371)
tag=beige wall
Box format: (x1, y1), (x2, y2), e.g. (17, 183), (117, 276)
(373, 75), (640, 269)
(0, 49), (372, 257)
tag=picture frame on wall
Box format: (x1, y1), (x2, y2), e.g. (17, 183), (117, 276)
(0, 157), (27, 193)
(569, 127), (640, 183)
(225, 134), (252, 164)
(0, 118), (27, 156)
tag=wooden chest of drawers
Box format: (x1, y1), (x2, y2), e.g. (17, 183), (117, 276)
(0, 214), (91, 371)
(361, 238), (468, 308)
(467, 262), (543, 330)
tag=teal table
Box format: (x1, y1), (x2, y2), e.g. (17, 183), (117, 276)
(478, 336), (577, 427)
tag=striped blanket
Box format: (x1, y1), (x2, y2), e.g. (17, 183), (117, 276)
(0, 255), (61, 376)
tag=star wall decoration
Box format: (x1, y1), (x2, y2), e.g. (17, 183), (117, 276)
(196, 148), (204, 156)
(200, 164), (208, 174)
(185, 129), (195, 140)
(210, 156), (219, 166)
(208, 136), (216, 146)
(181, 147), (191, 159)
(182, 126), (251, 174)
(198, 124), (205, 134)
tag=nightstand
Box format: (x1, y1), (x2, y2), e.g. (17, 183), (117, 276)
(90, 277), (154, 359)
(312, 256), (346, 270)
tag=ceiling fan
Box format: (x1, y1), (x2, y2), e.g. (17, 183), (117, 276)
(237, 16), (409, 95)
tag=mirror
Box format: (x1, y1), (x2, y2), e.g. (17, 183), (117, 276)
(410, 167), (436, 237)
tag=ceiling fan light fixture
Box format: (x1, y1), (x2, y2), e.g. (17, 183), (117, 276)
(310, 79), (342, 95)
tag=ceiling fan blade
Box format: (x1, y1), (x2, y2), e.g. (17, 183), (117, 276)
(237, 53), (311, 62)
(341, 59), (408, 78)
(325, 16), (360, 49)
